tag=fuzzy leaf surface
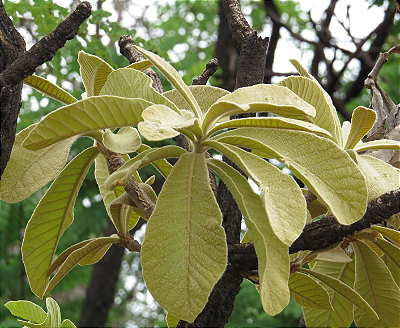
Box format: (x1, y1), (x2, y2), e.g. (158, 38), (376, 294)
(141, 153), (226, 322)
(354, 139), (400, 152)
(1, 125), (75, 203)
(23, 96), (153, 150)
(345, 106), (377, 149)
(21, 147), (99, 298)
(212, 128), (368, 225)
(102, 127), (141, 154)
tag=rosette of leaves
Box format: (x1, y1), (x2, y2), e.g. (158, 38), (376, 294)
(2, 46), (398, 324)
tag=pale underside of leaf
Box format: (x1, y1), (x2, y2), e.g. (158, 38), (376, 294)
(102, 127), (142, 154)
(5, 300), (47, 323)
(22, 96), (153, 150)
(373, 237), (400, 270)
(21, 147), (99, 298)
(212, 128), (368, 225)
(141, 153), (227, 322)
(1, 124), (75, 203)
(369, 226), (400, 247)
(125, 59), (153, 71)
(345, 106), (377, 150)
(354, 139), (400, 152)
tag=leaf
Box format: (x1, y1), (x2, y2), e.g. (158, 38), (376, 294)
(278, 75), (342, 146)
(5, 300), (46, 323)
(134, 46), (202, 119)
(207, 117), (332, 137)
(202, 84), (316, 132)
(212, 128), (368, 225)
(165, 312), (181, 328)
(125, 59), (153, 71)
(104, 145), (186, 189)
(102, 127), (142, 154)
(14, 298), (62, 328)
(24, 75), (77, 104)
(289, 272), (333, 310)
(1, 125), (75, 203)
(141, 153), (227, 322)
(78, 51), (114, 97)
(137, 144), (176, 178)
(61, 319), (77, 328)
(100, 68), (180, 113)
(354, 139), (400, 152)
(204, 140), (306, 246)
(44, 236), (120, 295)
(344, 106), (377, 149)
(108, 192), (136, 234)
(22, 96), (153, 150)
(369, 226), (400, 247)
(353, 241), (400, 327)
(21, 147), (99, 298)
(138, 104), (198, 141)
(373, 237), (400, 269)
(207, 158), (290, 315)
(312, 247), (353, 263)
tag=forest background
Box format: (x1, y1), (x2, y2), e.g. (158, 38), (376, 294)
(1, 0), (399, 327)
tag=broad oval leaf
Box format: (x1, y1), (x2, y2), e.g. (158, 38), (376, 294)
(102, 127), (141, 154)
(78, 51), (114, 97)
(24, 75), (77, 105)
(141, 153), (227, 322)
(353, 241), (400, 327)
(22, 96), (153, 150)
(5, 300), (46, 323)
(212, 128), (368, 225)
(344, 106), (377, 150)
(21, 147), (99, 298)
(1, 125), (75, 203)
(207, 158), (290, 316)
(289, 272), (333, 310)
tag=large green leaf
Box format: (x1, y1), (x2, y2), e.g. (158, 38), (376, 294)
(207, 158), (290, 315)
(353, 241), (400, 327)
(204, 140), (306, 246)
(24, 75), (77, 104)
(212, 128), (368, 225)
(99, 68), (180, 113)
(141, 153), (227, 322)
(22, 96), (153, 150)
(134, 46), (202, 119)
(21, 147), (99, 298)
(289, 272), (332, 310)
(202, 84), (316, 132)
(344, 106), (377, 150)
(278, 75), (342, 146)
(1, 125), (75, 203)
(78, 51), (114, 97)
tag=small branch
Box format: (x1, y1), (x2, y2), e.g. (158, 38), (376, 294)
(192, 58), (219, 85)
(365, 44), (400, 86)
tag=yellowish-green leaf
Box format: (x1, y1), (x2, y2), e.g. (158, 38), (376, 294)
(134, 46), (202, 119)
(22, 96), (153, 150)
(61, 319), (76, 328)
(203, 84), (316, 132)
(278, 75), (342, 146)
(100, 68), (180, 113)
(204, 140), (306, 246)
(344, 106), (377, 150)
(138, 104), (198, 141)
(300, 267), (378, 320)
(5, 300), (46, 323)
(356, 154), (400, 200)
(289, 272), (333, 310)
(373, 237), (400, 269)
(207, 159), (290, 315)
(44, 236), (120, 295)
(109, 192), (136, 234)
(125, 59), (153, 71)
(354, 139), (400, 152)
(103, 127), (141, 154)
(1, 125), (75, 203)
(212, 128), (368, 225)
(165, 312), (180, 328)
(137, 144), (175, 178)
(141, 153), (227, 322)
(312, 247), (353, 263)
(353, 241), (400, 327)
(105, 145), (186, 189)
(24, 75), (77, 104)
(369, 226), (400, 247)
(78, 51), (114, 97)
(207, 117), (332, 138)
(14, 298), (61, 328)
(21, 147), (99, 298)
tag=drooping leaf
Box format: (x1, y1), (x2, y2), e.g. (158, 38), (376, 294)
(24, 75), (77, 104)
(300, 267), (378, 320)
(289, 272), (333, 310)
(353, 241), (400, 327)
(102, 127), (142, 154)
(344, 106), (377, 150)
(207, 158), (290, 316)
(44, 236), (120, 295)
(212, 128), (368, 225)
(278, 75), (342, 146)
(100, 68), (180, 113)
(1, 125), (75, 203)
(78, 51), (114, 97)
(21, 147), (99, 298)
(204, 140), (306, 246)
(141, 153), (227, 322)
(5, 300), (46, 323)
(354, 139), (400, 152)
(202, 84), (316, 132)
(22, 96), (153, 150)
(134, 46), (202, 119)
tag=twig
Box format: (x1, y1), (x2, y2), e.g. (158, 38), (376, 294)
(192, 58), (219, 85)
